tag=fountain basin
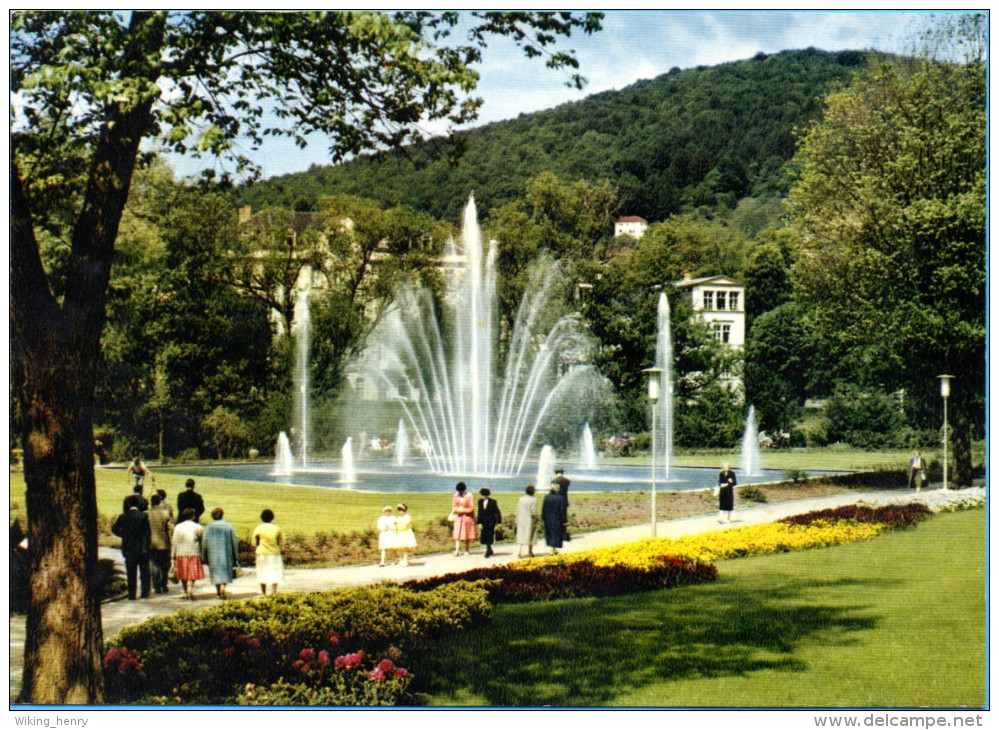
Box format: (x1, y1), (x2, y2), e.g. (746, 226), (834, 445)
(157, 462), (843, 494)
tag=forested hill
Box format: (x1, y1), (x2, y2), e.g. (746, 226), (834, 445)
(236, 48), (868, 222)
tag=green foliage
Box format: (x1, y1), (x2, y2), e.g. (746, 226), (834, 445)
(744, 303), (811, 431)
(738, 485), (767, 503)
(237, 49), (866, 222)
(674, 383), (744, 448)
(106, 582), (491, 702)
(823, 384), (905, 448)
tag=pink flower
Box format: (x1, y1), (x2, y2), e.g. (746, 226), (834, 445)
(223, 646), (236, 658)
(394, 668), (409, 679)
(299, 648), (316, 661)
(317, 650), (330, 666)
(377, 658), (396, 674)
(367, 668), (385, 682)
(328, 632), (340, 645)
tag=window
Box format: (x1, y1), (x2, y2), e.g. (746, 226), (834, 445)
(702, 290), (714, 310)
(729, 292), (740, 311)
(716, 291), (727, 310)
(713, 322), (732, 344)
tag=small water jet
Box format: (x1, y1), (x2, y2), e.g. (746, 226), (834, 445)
(340, 437), (356, 484)
(273, 431), (294, 476)
(394, 419), (410, 466)
(654, 291), (674, 480)
(293, 289), (311, 467)
(535, 444), (555, 491)
(579, 422), (597, 470)
(740, 405), (762, 477)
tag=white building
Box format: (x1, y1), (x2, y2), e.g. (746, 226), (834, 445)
(673, 274), (746, 349)
(614, 215), (649, 240)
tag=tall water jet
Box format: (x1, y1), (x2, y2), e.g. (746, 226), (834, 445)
(535, 445), (555, 492)
(340, 437), (356, 483)
(654, 292), (674, 480)
(394, 419), (410, 466)
(350, 195), (601, 476)
(293, 289), (311, 467)
(273, 431), (294, 476)
(740, 405), (762, 476)
(579, 422), (597, 470)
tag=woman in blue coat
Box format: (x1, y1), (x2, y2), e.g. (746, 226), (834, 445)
(541, 483), (568, 555)
(202, 507), (239, 600)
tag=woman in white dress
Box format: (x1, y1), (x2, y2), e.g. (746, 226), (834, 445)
(394, 503), (418, 566)
(515, 485), (538, 558)
(377, 506), (396, 566)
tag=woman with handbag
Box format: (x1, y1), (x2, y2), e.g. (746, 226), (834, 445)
(171, 508), (205, 600)
(716, 463), (737, 523)
(202, 507), (239, 600)
(451, 482), (476, 556)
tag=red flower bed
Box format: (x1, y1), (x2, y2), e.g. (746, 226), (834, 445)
(779, 502), (932, 529)
(401, 555), (717, 603)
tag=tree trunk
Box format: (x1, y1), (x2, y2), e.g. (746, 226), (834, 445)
(951, 378), (973, 487)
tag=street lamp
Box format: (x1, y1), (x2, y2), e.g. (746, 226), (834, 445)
(939, 375), (953, 490)
(643, 367), (662, 537)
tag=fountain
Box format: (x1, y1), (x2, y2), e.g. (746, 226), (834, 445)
(293, 288), (311, 467)
(654, 292), (674, 480)
(394, 419), (410, 466)
(579, 422), (597, 470)
(273, 431), (294, 476)
(340, 437), (356, 484)
(535, 444), (555, 490)
(740, 405), (762, 477)
(347, 195), (601, 477)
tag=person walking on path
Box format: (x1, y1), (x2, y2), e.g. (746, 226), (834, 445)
(377, 506), (397, 567)
(716, 463), (737, 523)
(147, 493), (173, 594)
(112, 494), (151, 600)
(476, 488), (502, 558)
(178, 478), (205, 523)
(394, 504), (418, 567)
(171, 508), (205, 600)
(155, 488), (174, 520)
(202, 507), (239, 600)
(122, 483), (149, 513)
(551, 467), (571, 541)
(516, 485), (538, 558)
(542, 483), (568, 555)
(253, 509), (284, 595)
(908, 450), (928, 492)
(451, 482), (476, 556)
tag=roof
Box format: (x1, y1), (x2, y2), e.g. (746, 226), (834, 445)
(616, 215), (648, 223)
(673, 275), (741, 289)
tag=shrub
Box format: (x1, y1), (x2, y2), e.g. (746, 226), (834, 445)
(401, 556), (717, 603)
(739, 485), (767, 503)
(106, 582), (490, 704)
(779, 502), (932, 529)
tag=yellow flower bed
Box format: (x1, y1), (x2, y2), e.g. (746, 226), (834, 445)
(518, 520), (887, 570)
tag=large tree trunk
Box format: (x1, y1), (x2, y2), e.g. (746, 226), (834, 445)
(951, 378), (973, 487)
(10, 11), (165, 702)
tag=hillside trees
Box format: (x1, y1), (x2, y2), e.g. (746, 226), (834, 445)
(787, 35), (985, 483)
(10, 9), (602, 702)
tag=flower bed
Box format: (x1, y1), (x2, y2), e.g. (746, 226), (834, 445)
(401, 555), (717, 603)
(778, 502), (932, 528)
(104, 582), (489, 705)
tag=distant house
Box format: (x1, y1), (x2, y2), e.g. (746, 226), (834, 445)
(614, 215), (649, 240)
(674, 274), (745, 393)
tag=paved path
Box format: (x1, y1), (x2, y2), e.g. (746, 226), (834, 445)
(8, 488), (943, 700)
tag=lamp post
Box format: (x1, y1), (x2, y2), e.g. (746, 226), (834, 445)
(644, 367), (662, 537)
(939, 375), (953, 490)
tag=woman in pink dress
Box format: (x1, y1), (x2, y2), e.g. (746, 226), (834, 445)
(452, 482), (476, 556)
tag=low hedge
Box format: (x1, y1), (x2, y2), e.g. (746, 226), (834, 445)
(400, 556), (717, 603)
(105, 582), (490, 704)
(778, 502), (932, 529)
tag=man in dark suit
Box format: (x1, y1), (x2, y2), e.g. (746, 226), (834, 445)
(122, 483), (149, 513)
(177, 478), (205, 523)
(476, 488), (502, 558)
(551, 467), (571, 540)
(112, 494), (151, 600)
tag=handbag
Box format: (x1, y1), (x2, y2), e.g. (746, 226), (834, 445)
(233, 565), (243, 579)
(167, 562), (179, 584)
(446, 511), (457, 523)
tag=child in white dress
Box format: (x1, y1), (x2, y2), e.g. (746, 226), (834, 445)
(394, 504), (418, 566)
(377, 506), (396, 566)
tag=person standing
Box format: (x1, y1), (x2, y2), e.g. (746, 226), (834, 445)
(908, 450), (928, 492)
(155, 488), (174, 520)
(394, 504), (418, 567)
(111, 494), (151, 600)
(202, 507), (239, 600)
(476, 488), (502, 558)
(551, 467), (571, 541)
(541, 483), (567, 555)
(515, 485), (538, 558)
(716, 463), (737, 523)
(127, 456), (153, 491)
(253, 509), (284, 595)
(122, 483), (149, 513)
(146, 493), (173, 594)
(377, 506), (396, 567)
(451, 482), (476, 556)
(177, 478), (205, 523)
(171, 508), (205, 600)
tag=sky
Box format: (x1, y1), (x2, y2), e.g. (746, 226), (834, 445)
(167, 10), (934, 181)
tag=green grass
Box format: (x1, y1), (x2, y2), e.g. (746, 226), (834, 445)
(410, 509), (985, 707)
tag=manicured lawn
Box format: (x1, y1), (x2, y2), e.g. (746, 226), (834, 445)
(410, 509), (985, 707)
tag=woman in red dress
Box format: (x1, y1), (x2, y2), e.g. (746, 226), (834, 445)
(451, 482), (476, 556)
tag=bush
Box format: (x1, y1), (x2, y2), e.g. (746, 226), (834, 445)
(106, 582), (490, 704)
(739, 485), (767, 503)
(400, 556), (717, 603)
